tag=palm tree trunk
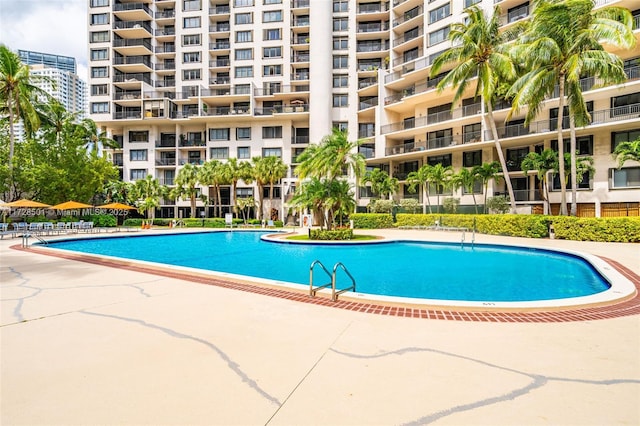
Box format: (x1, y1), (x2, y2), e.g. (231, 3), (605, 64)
(190, 195), (196, 219)
(569, 114), (578, 216)
(216, 186), (222, 218)
(556, 78), (568, 215)
(485, 102), (517, 213)
(425, 184), (433, 214)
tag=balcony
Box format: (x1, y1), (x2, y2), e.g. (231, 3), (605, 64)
(113, 72), (152, 85)
(113, 38), (153, 55)
(155, 10), (175, 19)
(156, 138), (176, 148)
(357, 22), (390, 33)
(291, 0), (310, 8)
(358, 2), (389, 14)
(359, 98), (379, 110)
(393, 27), (423, 47)
(393, 6), (422, 27)
(156, 158), (176, 166)
(209, 23), (230, 33)
(292, 135), (310, 144)
(178, 138), (205, 147)
(113, 2), (152, 20)
(209, 41), (231, 50)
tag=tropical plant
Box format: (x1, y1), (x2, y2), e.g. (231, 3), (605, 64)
(612, 137), (640, 168)
(132, 175), (167, 224)
(78, 118), (118, 158)
(296, 128), (365, 182)
(474, 161), (503, 214)
(236, 196), (256, 223)
(252, 156), (287, 221)
(362, 168), (398, 200)
(325, 178), (355, 227)
(103, 180), (133, 204)
(199, 160), (226, 217)
(521, 149), (558, 214)
(431, 5), (517, 213)
(406, 164), (433, 214)
(221, 158), (253, 217)
(508, 0), (635, 215)
(452, 167), (481, 214)
(171, 163), (201, 218)
(290, 177), (330, 228)
(428, 163), (454, 213)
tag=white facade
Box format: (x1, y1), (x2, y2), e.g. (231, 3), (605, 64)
(88, 0), (640, 219)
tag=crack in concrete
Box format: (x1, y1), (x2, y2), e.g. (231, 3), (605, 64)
(330, 347), (640, 425)
(80, 310), (282, 407)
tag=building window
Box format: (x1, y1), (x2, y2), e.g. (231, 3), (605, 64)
(612, 129), (640, 152)
(262, 147), (282, 157)
(552, 172), (590, 190)
(427, 154), (452, 167)
(236, 187), (253, 198)
(91, 84), (108, 96)
(333, 55), (348, 69)
(262, 126), (282, 139)
(333, 122), (348, 131)
(130, 149), (148, 161)
(610, 167), (640, 189)
(611, 92), (640, 116)
(462, 178), (483, 195)
(234, 0), (254, 6)
(462, 150), (482, 167)
(428, 26), (450, 46)
(506, 147), (529, 171)
(263, 46), (281, 58)
(429, 3), (450, 24)
(129, 131), (149, 142)
(236, 30), (253, 43)
(263, 10), (282, 22)
(333, 94), (348, 107)
(210, 147), (229, 159)
(333, 74), (348, 88)
(235, 66), (253, 78)
(90, 13), (108, 25)
(130, 169), (147, 180)
(183, 17), (201, 28)
(209, 128), (230, 140)
(182, 34), (201, 46)
(264, 0), (281, 4)
(333, 17), (348, 31)
(551, 136), (594, 156)
(90, 102), (109, 113)
(90, 0), (109, 6)
(90, 31), (109, 43)
(237, 127), (251, 140)
(235, 12), (253, 24)
(232, 49), (251, 61)
(333, 36), (348, 50)
(263, 187), (281, 198)
(508, 2), (529, 23)
(333, 0), (348, 12)
(90, 48), (108, 60)
(237, 147), (250, 159)
(91, 66), (108, 78)
(263, 28), (281, 40)
(263, 65), (282, 76)
(183, 0), (201, 11)
(183, 69), (201, 80)
(183, 52), (201, 63)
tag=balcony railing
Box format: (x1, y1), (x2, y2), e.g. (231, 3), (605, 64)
(393, 6), (422, 27)
(156, 139), (176, 147)
(155, 10), (175, 19)
(113, 2), (152, 14)
(209, 23), (230, 32)
(155, 27), (175, 36)
(156, 158), (176, 166)
(178, 139), (205, 147)
(293, 18), (310, 27)
(155, 45), (176, 54)
(393, 27), (423, 47)
(113, 21), (152, 32)
(209, 41), (231, 50)
(114, 91), (142, 100)
(382, 104), (482, 134)
(209, 58), (230, 67)
(113, 73), (152, 85)
(291, 0), (309, 8)
(357, 22), (389, 33)
(358, 77), (377, 89)
(113, 56), (151, 67)
(113, 111), (142, 120)
(292, 135), (310, 144)
(113, 38), (153, 51)
(254, 85), (308, 95)
(359, 98), (379, 110)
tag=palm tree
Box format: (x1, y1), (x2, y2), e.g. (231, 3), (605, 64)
(474, 161), (503, 214)
(406, 164), (433, 214)
(0, 45), (49, 171)
(171, 163), (201, 218)
(431, 5), (517, 213)
(612, 137), (640, 168)
(252, 156), (287, 221)
(290, 177), (330, 228)
(521, 149), (558, 214)
(508, 0), (635, 215)
(236, 196), (256, 223)
(221, 158), (252, 217)
(38, 99), (79, 155)
(428, 163), (453, 213)
(452, 167), (480, 214)
(199, 160), (226, 217)
(362, 168), (398, 200)
(79, 118), (118, 158)
(296, 128), (366, 182)
(325, 179), (355, 228)
(132, 175), (166, 225)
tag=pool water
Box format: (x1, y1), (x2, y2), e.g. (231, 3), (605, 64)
(45, 231), (610, 303)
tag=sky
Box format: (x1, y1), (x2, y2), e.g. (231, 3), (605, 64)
(0, 0), (89, 82)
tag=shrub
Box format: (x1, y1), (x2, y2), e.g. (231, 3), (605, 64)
(486, 196), (509, 214)
(350, 213), (393, 229)
(368, 199), (394, 213)
(443, 197), (460, 214)
(123, 218), (142, 227)
(399, 198), (421, 213)
(549, 216), (640, 242)
(309, 228), (354, 240)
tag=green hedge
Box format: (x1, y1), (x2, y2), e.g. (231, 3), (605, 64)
(550, 216), (640, 242)
(350, 213), (394, 229)
(309, 228), (354, 240)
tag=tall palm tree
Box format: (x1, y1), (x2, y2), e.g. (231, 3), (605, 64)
(172, 163), (201, 218)
(79, 118), (118, 158)
(521, 149), (558, 214)
(431, 5), (517, 213)
(474, 161), (503, 213)
(199, 160), (226, 217)
(612, 137), (640, 168)
(508, 0), (635, 215)
(0, 45), (49, 171)
(362, 168), (398, 200)
(452, 167), (480, 214)
(406, 164), (434, 214)
(290, 177), (330, 228)
(296, 128), (366, 182)
(221, 158), (252, 217)
(326, 179), (355, 228)
(38, 99), (79, 155)
(428, 163), (453, 213)
(253, 155), (287, 221)
(132, 175), (166, 224)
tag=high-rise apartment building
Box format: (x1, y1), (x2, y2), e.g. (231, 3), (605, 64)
(88, 0), (640, 219)
(19, 49), (78, 73)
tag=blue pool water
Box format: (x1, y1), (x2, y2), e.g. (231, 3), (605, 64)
(45, 231), (610, 302)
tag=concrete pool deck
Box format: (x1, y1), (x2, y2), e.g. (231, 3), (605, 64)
(1, 228), (639, 425)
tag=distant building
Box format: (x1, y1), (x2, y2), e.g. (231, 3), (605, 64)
(18, 49), (77, 74)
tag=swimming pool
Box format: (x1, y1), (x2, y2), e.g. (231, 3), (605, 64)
(41, 230), (632, 308)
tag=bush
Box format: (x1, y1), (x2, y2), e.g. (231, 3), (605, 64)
(368, 199), (394, 213)
(309, 228), (354, 240)
(399, 198), (421, 213)
(550, 216), (640, 242)
(81, 214), (117, 227)
(350, 213), (393, 229)
(486, 196), (509, 214)
(443, 197), (460, 214)
(123, 218), (142, 227)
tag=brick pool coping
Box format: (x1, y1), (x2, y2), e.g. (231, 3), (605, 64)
(15, 244), (640, 323)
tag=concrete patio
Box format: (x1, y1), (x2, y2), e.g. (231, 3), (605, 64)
(1, 229), (639, 425)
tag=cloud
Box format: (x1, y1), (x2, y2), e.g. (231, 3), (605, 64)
(0, 0), (88, 81)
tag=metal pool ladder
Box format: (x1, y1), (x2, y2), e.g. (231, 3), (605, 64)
(309, 260), (357, 302)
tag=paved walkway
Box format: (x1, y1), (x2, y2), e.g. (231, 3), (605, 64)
(1, 229), (639, 425)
